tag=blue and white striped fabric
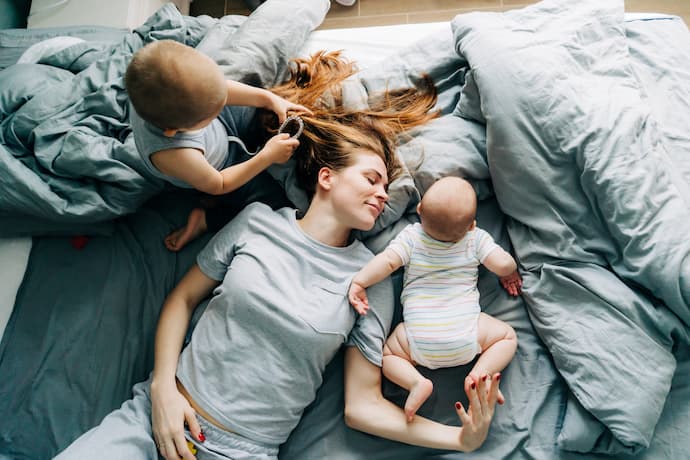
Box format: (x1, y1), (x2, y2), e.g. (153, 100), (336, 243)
(388, 223), (499, 369)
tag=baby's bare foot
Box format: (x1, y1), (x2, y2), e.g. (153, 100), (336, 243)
(404, 378), (433, 422)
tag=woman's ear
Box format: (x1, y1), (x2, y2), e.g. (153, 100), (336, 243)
(317, 167), (335, 191)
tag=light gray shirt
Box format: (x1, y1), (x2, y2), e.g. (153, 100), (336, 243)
(176, 203), (394, 446)
(129, 105), (257, 188)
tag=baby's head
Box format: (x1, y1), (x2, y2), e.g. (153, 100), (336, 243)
(418, 177), (477, 242)
(125, 40), (227, 131)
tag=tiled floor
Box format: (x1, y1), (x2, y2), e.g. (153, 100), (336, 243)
(190, 0), (690, 29)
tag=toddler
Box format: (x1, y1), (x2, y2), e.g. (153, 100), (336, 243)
(125, 40), (310, 195)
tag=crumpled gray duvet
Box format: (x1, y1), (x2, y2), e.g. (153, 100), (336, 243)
(449, 0), (690, 454)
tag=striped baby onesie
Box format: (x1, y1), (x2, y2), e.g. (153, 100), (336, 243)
(388, 223), (499, 369)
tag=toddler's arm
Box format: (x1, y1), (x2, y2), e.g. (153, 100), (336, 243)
(225, 80), (311, 123)
(483, 248), (522, 296)
(349, 248), (403, 315)
(150, 133), (297, 195)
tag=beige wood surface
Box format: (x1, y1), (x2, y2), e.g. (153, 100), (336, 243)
(190, 0), (690, 29)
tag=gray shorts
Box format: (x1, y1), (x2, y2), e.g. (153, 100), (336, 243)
(187, 414), (278, 460)
(54, 377), (277, 460)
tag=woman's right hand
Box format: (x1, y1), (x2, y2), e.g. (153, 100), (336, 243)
(150, 380), (201, 460)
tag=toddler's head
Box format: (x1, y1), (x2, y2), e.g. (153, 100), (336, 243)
(418, 177), (477, 242)
(125, 40), (227, 131)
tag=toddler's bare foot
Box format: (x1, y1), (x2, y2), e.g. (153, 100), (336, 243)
(164, 208), (207, 252)
(404, 378), (433, 422)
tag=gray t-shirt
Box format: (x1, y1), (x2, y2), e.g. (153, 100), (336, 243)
(129, 105), (257, 188)
(176, 203), (394, 446)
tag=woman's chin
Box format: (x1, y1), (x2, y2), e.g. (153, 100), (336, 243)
(354, 218), (377, 232)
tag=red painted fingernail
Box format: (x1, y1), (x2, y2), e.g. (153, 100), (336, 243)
(482, 375), (487, 382)
(471, 382), (476, 389)
(455, 402), (462, 410)
(198, 432), (206, 442)
(70, 235), (89, 250)
(496, 373), (501, 381)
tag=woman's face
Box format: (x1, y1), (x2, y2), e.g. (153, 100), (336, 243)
(328, 150), (389, 231)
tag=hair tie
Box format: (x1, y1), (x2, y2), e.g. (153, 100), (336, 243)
(278, 115), (304, 140)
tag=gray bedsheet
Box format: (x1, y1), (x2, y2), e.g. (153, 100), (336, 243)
(1, 1), (689, 460)
(451, 0), (690, 455)
(0, 0), (327, 237)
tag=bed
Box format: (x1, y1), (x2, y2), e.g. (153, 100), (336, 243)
(1, 0), (689, 458)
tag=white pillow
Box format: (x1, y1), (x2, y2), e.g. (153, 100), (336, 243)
(17, 36), (85, 64)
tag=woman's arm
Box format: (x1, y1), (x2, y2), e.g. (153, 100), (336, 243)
(344, 347), (499, 452)
(152, 264), (218, 385)
(151, 265), (220, 460)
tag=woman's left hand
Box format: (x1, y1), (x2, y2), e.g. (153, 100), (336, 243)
(269, 94), (313, 123)
(455, 373), (501, 452)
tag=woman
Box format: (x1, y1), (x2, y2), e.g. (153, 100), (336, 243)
(56, 52), (501, 460)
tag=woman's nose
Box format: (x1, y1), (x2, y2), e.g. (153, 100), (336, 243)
(376, 186), (389, 203)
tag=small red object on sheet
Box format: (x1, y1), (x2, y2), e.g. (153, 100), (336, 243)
(70, 235), (89, 250)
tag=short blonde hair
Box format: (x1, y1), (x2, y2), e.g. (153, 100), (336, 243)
(125, 40), (227, 130)
(419, 177), (477, 242)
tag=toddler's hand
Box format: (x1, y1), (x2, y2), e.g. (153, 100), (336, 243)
(499, 271), (522, 296)
(348, 283), (370, 315)
(259, 133), (298, 165)
(269, 94), (312, 124)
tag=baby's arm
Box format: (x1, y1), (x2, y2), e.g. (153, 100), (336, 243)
(482, 248), (522, 296)
(150, 134), (297, 195)
(349, 248), (403, 315)
(225, 80), (311, 123)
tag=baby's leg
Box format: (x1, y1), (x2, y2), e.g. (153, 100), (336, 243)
(383, 323), (434, 422)
(470, 313), (517, 404)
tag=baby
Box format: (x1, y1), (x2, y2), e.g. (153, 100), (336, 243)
(348, 177), (521, 421)
(125, 40), (310, 195)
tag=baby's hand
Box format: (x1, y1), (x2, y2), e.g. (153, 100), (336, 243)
(499, 271), (523, 296)
(259, 133), (298, 165)
(269, 94), (312, 124)
(348, 283), (370, 315)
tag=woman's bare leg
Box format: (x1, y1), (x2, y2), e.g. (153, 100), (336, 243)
(383, 323), (434, 422)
